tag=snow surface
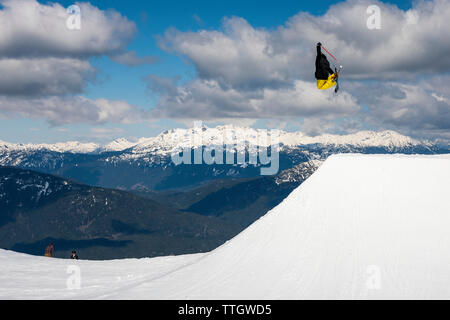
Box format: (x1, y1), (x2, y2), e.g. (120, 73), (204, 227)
(0, 250), (204, 300)
(1, 154), (450, 299)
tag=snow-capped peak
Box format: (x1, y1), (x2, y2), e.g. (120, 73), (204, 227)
(280, 130), (426, 148)
(130, 126), (428, 155)
(0, 141), (100, 154)
(127, 125), (284, 156)
(101, 138), (138, 152)
(39, 141), (100, 153)
(0, 126), (432, 155)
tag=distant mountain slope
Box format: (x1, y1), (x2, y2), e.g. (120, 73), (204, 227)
(135, 161), (322, 228)
(0, 167), (240, 260)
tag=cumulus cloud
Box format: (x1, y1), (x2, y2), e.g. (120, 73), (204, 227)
(0, 0), (136, 59)
(0, 0), (150, 125)
(347, 78), (450, 140)
(0, 58), (95, 96)
(0, 0), (147, 96)
(0, 95), (147, 126)
(0, 0), (141, 100)
(149, 77), (359, 120)
(159, 18), (293, 90)
(160, 0), (450, 84)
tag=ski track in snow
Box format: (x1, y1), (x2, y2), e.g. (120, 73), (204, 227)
(0, 250), (204, 300)
(1, 154), (450, 299)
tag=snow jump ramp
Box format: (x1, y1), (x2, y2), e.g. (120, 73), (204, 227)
(122, 153), (450, 299)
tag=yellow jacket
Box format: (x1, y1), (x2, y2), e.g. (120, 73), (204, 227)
(317, 74), (337, 90)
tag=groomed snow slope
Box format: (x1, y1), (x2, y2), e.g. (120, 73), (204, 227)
(1, 154), (450, 299)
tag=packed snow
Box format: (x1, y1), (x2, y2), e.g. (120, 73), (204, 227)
(0, 250), (203, 300)
(1, 154), (450, 299)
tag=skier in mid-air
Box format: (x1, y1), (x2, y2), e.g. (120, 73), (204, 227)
(315, 42), (338, 91)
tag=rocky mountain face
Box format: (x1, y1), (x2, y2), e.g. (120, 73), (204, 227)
(0, 167), (241, 260)
(0, 159), (322, 259)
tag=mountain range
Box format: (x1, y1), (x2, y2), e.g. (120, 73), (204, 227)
(0, 126), (447, 191)
(0, 126), (443, 155)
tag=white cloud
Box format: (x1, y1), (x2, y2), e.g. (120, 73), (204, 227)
(0, 0), (136, 59)
(160, 0), (450, 84)
(0, 0), (142, 98)
(0, 96), (147, 125)
(159, 17), (292, 89)
(0, 0), (150, 125)
(431, 93), (449, 104)
(348, 79), (450, 140)
(150, 77), (359, 120)
(0, 58), (95, 96)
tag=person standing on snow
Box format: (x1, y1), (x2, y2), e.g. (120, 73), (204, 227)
(70, 250), (79, 260)
(44, 242), (54, 257)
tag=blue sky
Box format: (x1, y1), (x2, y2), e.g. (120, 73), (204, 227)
(1, 0), (449, 144)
